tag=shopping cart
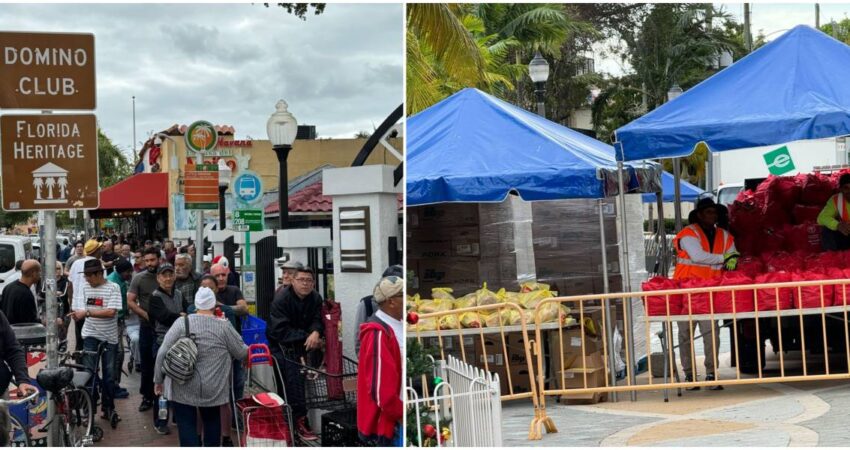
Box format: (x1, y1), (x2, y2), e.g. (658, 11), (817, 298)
(279, 345), (358, 412)
(234, 344), (294, 447)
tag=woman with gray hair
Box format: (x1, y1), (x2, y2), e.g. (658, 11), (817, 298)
(154, 286), (248, 447)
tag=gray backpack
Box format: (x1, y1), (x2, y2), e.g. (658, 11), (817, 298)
(163, 315), (197, 384)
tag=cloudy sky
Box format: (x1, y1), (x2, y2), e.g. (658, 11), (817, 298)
(595, 3), (850, 76)
(0, 3), (404, 160)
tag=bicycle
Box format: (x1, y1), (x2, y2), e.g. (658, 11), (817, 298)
(2, 388), (40, 447)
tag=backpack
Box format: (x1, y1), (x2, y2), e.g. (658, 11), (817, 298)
(163, 315), (198, 384)
(362, 295), (375, 319)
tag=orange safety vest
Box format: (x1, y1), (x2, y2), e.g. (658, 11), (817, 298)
(673, 224), (734, 280)
(834, 193), (850, 222)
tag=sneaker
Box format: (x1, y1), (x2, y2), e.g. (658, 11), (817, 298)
(114, 388), (129, 399)
(221, 436), (234, 447)
(705, 374), (724, 391)
(295, 417), (318, 441)
(685, 375), (701, 391)
(155, 425), (170, 435)
(138, 398), (153, 412)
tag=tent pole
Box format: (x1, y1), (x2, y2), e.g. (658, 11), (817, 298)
(599, 199), (618, 402)
(648, 203), (654, 234)
(656, 191), (668, 277)
(673, 158), (683, 232)
(616, 161), (638, 401)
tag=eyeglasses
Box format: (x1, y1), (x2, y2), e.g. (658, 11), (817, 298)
(294, 278), (314, 284)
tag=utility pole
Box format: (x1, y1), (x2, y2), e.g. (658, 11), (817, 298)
(744, 3), (753, 52)
(132, 96), (136, 156)
(816, 3), (820, 28)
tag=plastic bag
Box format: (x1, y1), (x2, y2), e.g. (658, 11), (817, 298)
(418, 298), (453, 314)
(474, 283), (501, 306)
(612, 327), (626, 373)
(680, 278), (720, 315)
(518, 289), (553, 309)
(431, 287), (455, 301)
(804, 251), (844, 271)
(792, 271), (834, 309)
(824, 267), (850, 306)
(793, 204), (822, 224)
(453, 293), (477, 310)
(641, 276), (682, 316)
(729, 196), (765, 239)
(800, 173), (835, 206)
(736, 257), (764, 278)
(537, 302), (569, 324)
(761, 228), (787, 255)
(502, 291), (521, 306)
(765, 251), (804, 273)
(411, 318), (437, 332)
(755, 272), (794, 311)
(520, 281), (550, 293)
(459, 312), (483, 328)
(783, 223), (821, 254)
(714, 271), (755, 313)
(407, 294), (420, 312)
(438, 314), (460, 330)
(760, 175), (800, 212)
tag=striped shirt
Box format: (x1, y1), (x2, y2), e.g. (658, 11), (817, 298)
(78, 280), (122, 344)
(153, 313), (247, 407)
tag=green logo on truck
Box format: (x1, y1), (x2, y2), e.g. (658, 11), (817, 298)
(763, 146), (796, 175)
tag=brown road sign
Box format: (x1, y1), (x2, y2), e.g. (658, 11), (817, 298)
(0, 114), (99, 211)
(0, 31), (96, 110)
(185, 164), (219, 210)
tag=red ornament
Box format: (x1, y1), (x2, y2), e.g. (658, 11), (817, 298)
(407, 311), (419, 325)
(423, 424), (436, 438)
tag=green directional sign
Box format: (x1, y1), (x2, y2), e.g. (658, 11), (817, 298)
(233, 209), (264, 232)
(763, 146), (796, 175)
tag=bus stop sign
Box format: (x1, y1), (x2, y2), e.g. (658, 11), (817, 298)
(233, 170), (263, 207)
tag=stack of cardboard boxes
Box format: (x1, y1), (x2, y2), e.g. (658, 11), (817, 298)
(548, 307), (609, 404)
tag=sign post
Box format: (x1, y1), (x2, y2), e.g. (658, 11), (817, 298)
(1, 31), (98, 447)
(184, 121), (218, 273)
(233, 170), (263, 309)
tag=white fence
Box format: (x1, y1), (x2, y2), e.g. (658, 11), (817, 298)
(406, 355), (502, 447)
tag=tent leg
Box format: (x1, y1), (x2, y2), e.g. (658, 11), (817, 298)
(616, 162), (638, 402)
(656, 191), (668, 277)
(599, 199), (618, 402)
(673, 158), (683, 232)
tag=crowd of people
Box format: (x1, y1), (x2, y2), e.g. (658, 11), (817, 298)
(0, 233), (404, 447)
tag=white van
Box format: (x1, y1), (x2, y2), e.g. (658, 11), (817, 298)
(0, 236), (34, 296)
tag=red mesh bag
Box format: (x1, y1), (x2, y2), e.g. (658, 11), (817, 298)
(761, 229), (787, 255)
(642, 277), (681, 316)
(714, 272), (755, 313)
(825, 267), (850, 306)
(680, 278), (720, 315)
(804, 251), (844, 271)
(800, 173), (836, 206)
(792, 271), (834, 308)
(759, 175), (801, 211)
(764, 251), (803, 273)
(729, 194), (764, 240)
(829, 170), (850, 190)
(793, 204), (823, 224)
(783, 223), (822, 254)
(755, 272), (794, 311)
(736, 257), (764, 278)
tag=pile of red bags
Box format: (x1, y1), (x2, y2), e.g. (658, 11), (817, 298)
(729, 173), (835, 257)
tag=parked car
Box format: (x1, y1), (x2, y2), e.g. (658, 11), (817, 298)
(0, 236), (33, 296)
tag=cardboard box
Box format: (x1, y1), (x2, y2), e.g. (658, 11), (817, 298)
(506, 366), (534, 394)
(408, 204), (480, 229)
(556, 367), (609, 404)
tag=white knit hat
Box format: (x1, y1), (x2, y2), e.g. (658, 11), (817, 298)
(195, 286), (216, 311)
(373, 276), (404, 303)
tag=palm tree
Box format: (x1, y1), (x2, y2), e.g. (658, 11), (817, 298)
(57, 176), (68, 199)
(45, 177), (55, 199)
(33, 177), (43, 200)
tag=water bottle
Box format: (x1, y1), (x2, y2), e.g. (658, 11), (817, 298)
(158, 397), (168, 421)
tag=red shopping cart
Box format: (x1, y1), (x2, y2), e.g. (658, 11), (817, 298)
(234, 344), (295, 447)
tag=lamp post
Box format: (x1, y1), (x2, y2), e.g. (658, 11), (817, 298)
(217, 158), (232, 231)
(668, 84), (684, 232)
(267, 100), (298, 230)
(528, 51), (550, 118)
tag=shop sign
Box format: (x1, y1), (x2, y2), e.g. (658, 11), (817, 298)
(184, 120), (218, 153)
(764, 145), (795, 175)
(217, 137), (252, 148)
(184, 163), (219, 210)
(0, 31), (96, 109)
(0, 114), (99, 211)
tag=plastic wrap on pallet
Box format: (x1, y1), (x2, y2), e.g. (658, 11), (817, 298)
(478, 197), (537, 290)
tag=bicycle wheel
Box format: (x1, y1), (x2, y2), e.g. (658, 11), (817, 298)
(8, 415), (29, 447)
(62, 388), (93, 447)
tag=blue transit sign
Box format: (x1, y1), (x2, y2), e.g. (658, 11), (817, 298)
(233, 171), (263, 206)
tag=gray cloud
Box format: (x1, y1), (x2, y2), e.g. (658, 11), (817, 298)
(0, 3), (403, 159)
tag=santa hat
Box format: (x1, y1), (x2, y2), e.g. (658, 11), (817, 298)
(212, 255), (229, 268)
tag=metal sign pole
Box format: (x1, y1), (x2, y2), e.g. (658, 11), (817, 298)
(43, 211), (59, 446)
(195, 151), (204, 274)
(599, 199), (618, 402)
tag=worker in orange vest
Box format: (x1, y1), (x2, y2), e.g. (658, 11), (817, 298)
(673, 197), (738, 390)
(817, 173), (850, 251)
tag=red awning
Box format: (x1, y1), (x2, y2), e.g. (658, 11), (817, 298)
(96, 173), (169, 211)
(265, 180), (404, 215)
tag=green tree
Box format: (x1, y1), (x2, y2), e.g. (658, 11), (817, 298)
(98, 129), (131, 189)
(819, 18), (850, 43)
(264, 3), (326, 20)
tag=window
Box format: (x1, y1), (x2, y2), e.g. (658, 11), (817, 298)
(0, 244), (15, 273)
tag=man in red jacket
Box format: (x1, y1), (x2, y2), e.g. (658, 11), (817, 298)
(357, 276), (403, 446)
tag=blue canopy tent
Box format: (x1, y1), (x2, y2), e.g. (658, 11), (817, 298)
(407, 88), (661, 206)
(641, 171), (703, 203)
(408, 88), (661, 396)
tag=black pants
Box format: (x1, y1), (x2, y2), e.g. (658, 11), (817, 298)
(822, 227), (850, 251)
(272, 352), (307, 418)
(172, 401), (220, 447)
(114, 320), (125, 386)
(74, 318), (85, 352)
(139, 326), (155, 401)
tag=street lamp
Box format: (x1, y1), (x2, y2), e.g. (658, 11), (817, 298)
(528, 51), (550, 118)
(267, 100), (298, 230)
(667, 83), (683, 102)
(217, 158), (232, 231)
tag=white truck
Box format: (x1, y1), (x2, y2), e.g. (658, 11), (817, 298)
(0, 236), (34, 296)
(712, 137), (848, 194)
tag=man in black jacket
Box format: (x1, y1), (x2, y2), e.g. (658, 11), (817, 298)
(1, 260), (41, 325)
(266, 266), (323, 442)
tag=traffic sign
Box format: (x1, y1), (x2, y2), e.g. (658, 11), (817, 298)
(0, 114), (99, 211)
(0, 32), (96, 110)
(184, 163), (219, 210)
(185, 120), (218, 153)
(233, 170), (264, 206)
(233, 209), (264, 232)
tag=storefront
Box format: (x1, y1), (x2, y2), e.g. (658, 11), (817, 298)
(89, 172), (169, 240)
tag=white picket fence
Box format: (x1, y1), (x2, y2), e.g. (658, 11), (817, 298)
(407, 355), (502, 447)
